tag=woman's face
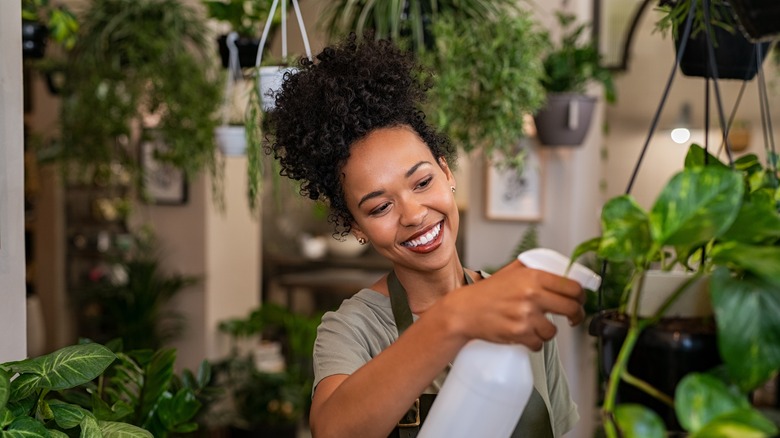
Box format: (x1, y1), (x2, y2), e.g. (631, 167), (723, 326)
(342, 125), (459, 271)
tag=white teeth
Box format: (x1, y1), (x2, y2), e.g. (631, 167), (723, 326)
(404, 223), (441, 248)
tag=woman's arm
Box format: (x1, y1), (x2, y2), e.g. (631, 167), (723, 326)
(309, 260), (586, 438)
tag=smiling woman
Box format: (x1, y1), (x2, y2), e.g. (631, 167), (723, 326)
(264, 34), (588, 438)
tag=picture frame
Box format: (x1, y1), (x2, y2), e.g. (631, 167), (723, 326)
(140, 131), (188, 205)
(484, 147), (543, 222)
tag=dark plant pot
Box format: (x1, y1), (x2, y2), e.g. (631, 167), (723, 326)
(675, 22), (771, 80)
(22, 20), (48, 59)
(729, 0), (780, 42)
(591, 310), (722, 432)
(533, 93), (596, 147)
(228, 424), (297, 438)
(217, 34), (261, 69)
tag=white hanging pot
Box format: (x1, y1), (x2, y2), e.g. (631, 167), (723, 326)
(258, 66), (297, 111)
(215, 125), (247, 156)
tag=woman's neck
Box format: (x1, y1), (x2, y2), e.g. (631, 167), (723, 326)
(392, 260), (467, 314)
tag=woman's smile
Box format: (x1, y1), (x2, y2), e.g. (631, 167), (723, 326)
(401, 221), (444, 253)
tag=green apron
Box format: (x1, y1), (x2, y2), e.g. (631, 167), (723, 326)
(387, 269), (554, 438)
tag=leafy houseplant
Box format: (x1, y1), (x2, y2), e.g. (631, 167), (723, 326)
(533, 11), (616, 147)
(0, 342), (207, 437)
(59, 0), (223, 196)
(202, 0), (282, 69)
(211, 303), (321, 435)
(423, 7), (547, 171)
(654, 0), (771, 80)
(572, 144), (780, 437)
(75, 228), (198, 351)
(320, 0), (515, 54)
(21, 0), (79, 58)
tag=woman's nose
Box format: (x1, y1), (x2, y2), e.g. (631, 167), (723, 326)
(398, 197), (426, 227)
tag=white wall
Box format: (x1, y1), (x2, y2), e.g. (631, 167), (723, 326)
(0, 0), (28, 362)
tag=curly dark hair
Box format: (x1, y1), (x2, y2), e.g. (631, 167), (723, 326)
(265, 33), (457, 236)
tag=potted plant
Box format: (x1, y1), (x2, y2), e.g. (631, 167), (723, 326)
(422, 6), (547, 172)
(58, 0), (223, 195)
(572, 143), (780, 437)
(21, 0), (79, 59)
(533, 11), (616, 147)
(202, 0), (282, 69)
(0, 341), (210, 437)
(320, 0), (515, 54)
(655, 0), (771, 80)
(210, 303), (321, 436)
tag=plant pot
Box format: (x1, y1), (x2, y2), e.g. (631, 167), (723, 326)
(628, 271), (712, 319)
(533, 93), (596, 146)
(22, 20), (48, 59)
(258, 66), (296, 111)
(591, 310), (722, 432)
(729, 0), (780, 42)
(215, 126), (247, 156)
(217, 34), (261, 69)
(674, 22), (771, 80)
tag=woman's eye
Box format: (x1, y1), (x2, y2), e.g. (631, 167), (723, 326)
(370, 202), (391, 216)
(416, 177), (433, 190)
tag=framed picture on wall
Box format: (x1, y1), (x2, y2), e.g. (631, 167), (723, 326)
(140, 131), (188, 205)
(484, 147), (543, 222)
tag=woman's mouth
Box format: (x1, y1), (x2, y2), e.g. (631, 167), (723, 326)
(401, 222), (443, 248)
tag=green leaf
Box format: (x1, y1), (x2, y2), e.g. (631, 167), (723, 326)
(4, 416), (50, 437)
(614, 404), (666, 438)
(80, 414), (101, 438)
(0, 368), (9, 410)
(570, 236), (601, 265)
(720, 192), (780, 243)
(6, 344), (115, 391)
(650, 167), (743, 249)
(711, 243), (780, 288)
(690, 409), (778, 438)
(156, 388), (200, 430)
(138, 349), (176, 424)
(99, 421), (154, 438)
(684, 143), (730, 170)
(598, 195), (652, 263)
(8, 375), (40, 402)
(47, 430), (69, 438)
(1, 407), (14, 428)
(710, 268), (780, 392)
(675, 373), (750, 432)
(48, 400), (88, 429)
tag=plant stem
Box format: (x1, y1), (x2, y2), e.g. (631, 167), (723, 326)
(602, 320), (645, 438)
(622, 371), (674, 407)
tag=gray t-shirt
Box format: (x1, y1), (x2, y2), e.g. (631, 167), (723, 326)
(313, 286), (580, 437)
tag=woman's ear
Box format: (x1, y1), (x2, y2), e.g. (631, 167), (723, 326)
(438, 157), (456, 186)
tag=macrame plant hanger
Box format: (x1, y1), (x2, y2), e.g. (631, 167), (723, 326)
(594, 0), (778, 312)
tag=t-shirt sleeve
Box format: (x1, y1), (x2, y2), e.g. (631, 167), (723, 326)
(544, 338), (580, 436)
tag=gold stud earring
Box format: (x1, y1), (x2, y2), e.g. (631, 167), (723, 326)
(357, 237), (367, 245)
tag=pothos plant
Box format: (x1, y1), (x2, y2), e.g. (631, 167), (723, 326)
(571, 144), (780, 437)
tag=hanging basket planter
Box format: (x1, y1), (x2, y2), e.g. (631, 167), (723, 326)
(217, 34), (261, 69)
(674, 17), (771, 80)
(258, 65), (296, 111)
(729, 0), (780, 42)
(533, 93), (596, 147)
(215, 125), (248, 156)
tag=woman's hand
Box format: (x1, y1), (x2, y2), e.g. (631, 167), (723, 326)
(439, 260), (586, 351)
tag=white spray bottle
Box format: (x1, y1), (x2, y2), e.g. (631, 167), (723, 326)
(417, 248), (601, 438)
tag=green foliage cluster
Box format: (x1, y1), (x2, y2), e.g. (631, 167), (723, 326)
(215, 303), (321, 430)
(541, 12), (616, 103)
(202, 0), (281, 38)
(76, 229), (198, 351)
(0, 342), (211, 437)
(59, 0), (222, 191)
(320, 0), (515, 54)
(21, 0), (79, 50)
(424, 8), (547, 161)
(654, 0), (736, 39)
(572, 144), (780, 437)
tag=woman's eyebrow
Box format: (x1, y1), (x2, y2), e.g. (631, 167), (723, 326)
(356, 161), (433, 208)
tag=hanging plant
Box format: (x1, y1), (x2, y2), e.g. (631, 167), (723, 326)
(59, 0), (223, 193)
